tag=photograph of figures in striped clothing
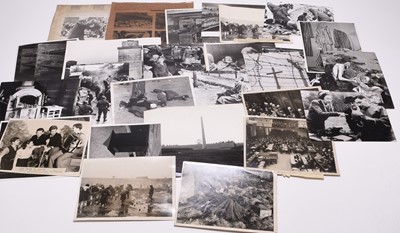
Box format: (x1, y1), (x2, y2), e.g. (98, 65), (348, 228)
(245, 117), (338, 175)
(75, 156), (175, 221)
(176, 162), (275, 233)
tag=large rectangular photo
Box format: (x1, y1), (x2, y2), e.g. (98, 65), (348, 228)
(75, 156), (175, 221)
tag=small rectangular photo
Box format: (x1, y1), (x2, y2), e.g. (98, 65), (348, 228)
(243, 48), (310, 91)
(89, 123), (161, 158)
(201, 2), (220, 38)
(242, 87), (320, 118)
(301, 90), (396, 141)
(299, 22), (361, 73)
(75, 156), (175, 221)
(112, 76), (195, 124)
(144, 104), (245, 174)
(176, 162), (275, 232)
(15, 40), (69, 81)
(0, 79), (80, 121)
(166, 9), (203, 45)
(48, 4), (111, 41)
(0, 116), (91, 176)
(245, 117), (339, 175)
(114, 12), (153, 30)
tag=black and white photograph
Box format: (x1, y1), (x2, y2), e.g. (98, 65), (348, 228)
(166, 9), (203, 45)
(48, 4), (111, 41)
(243, 88), (320, 118)
(176, 162), (275, 232)
(245, 117), (339, 175)
(201, 2), (220, 39)
(75, 156), (175, 221)
(144, 104), (244, 174)
(312, 51), (394, 109)
(89, 123), (161, 158)
(0, 79), (80, 121)
(300, 22), (361, 73)
(0, 116), (91, 176)
(301, 90), (396, 141)
(14, 40), (69, 81)
(112, 76), (195, 124)
(219, 4), (266, 42)
(243, 48), (310, 91)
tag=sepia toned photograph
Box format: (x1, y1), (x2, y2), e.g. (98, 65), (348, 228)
(75, 156), (175, 221)
(89, 123), (161, 158)
(176, 162), (275, 232)
(48, 4), (111, 41)
(166, 9), (203, 45)
(243, 48), (310, 91)
(114, 12), (153, 29)
(15, 40), (69, 81)
(301, 90), (395, 141)
(0, 117), (91, 176)
(112, 76), (195, 124)
(0, 79), (80, 121)
(300, 22), (361, 73)
(144, 104), (245, 174)
(245, 117), (339, 175)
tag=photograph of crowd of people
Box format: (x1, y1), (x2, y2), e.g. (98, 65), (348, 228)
(176, 162), (275, 232)
(112, 76), (195, 124)
(312, 51), (394, 109)
(300, 22), (361, 72)
(0, 117), (90, 176)
(301, 90), (395, 141)
(245, 117), (338, 175)
(0, 80), (80, 121)
(89, 123), (161, 158)
(75, 156), (175, 220)
(166, 9), (203, 45)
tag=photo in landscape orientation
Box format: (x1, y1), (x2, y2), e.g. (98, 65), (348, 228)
(75, 156), (175, 221)
(165, 9), (203, 45)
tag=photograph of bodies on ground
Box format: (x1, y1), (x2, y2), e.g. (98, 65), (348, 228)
(264, 2), (334, 41)
(312, 51), (394, 109)
(0, 116), (91, 176)
(243, 48), (310, 91)
(301, 90), (396, 141)
(48, 4), (111, 41)
(176, 162), (275, 233)
(245, 117), (338, 176)
(144, 104), (245, 174)
(69, 62), (130, 125)
(112, 76), (195, 124)
(14, 40), (70, 81)
(300, 22), (361, 73)
(75, 156), (175, 221)
(165, 9), (203, 45)
(242, 87), (320, 118)
(89, 123), (161, 158)
(0, 79), (80, 121)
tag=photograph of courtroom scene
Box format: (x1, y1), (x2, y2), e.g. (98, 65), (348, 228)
(89, 124), (161, 159)
(243, 48), (310, 91)
(14, 40), (69, 81)
(264, 2), (334, 37)
(143, 44), (204, 79)
(300, 22), (361, 73)
(245, 117), (338, 175)
(113, 76), (195, 124)
(0, 80), (80, 121)
(61, 17), (107, 40)
(0, 117), (90, 175)
(176, 162), (275, 233)
(311, 51), (394, 109)
(243, 89), (312, 118)
(219, 4), (266, 42)
(166, 9), (203, 45)
(144, 104), (244, 174)
(75, 157), (175, 220)
(301, 90), (396, 142)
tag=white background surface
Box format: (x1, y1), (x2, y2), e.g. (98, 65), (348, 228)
(0, 0), (400, 233)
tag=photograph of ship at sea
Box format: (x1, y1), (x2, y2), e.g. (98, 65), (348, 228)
(144, 104), (245, 174)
